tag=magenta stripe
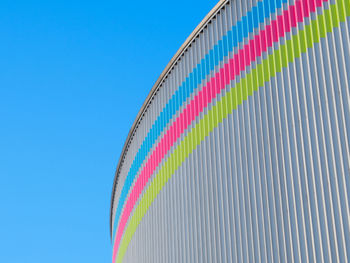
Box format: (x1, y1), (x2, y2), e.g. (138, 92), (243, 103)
(112, 0), (327, 260)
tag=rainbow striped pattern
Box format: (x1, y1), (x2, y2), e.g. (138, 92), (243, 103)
(111, 0), (350, 261)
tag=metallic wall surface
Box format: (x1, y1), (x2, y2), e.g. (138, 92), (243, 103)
(110, 0), (350, 262)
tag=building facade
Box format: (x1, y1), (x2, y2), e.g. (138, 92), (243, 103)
(110, 0), (350, 262)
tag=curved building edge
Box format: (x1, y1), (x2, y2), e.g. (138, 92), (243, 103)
(109, 0), (229, 239)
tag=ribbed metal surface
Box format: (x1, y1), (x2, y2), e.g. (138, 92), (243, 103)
(111, 0), (350, 262)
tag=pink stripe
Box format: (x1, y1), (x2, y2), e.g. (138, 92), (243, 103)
(277, 15), (285, 36)
(224, 64), (230, 84)
(271, 21), (279, 42)
(207, 82), (212, 101)
(283, 9), (291, 31)
(260, 31), (267, 53)
(112, 0), (325, 261)
(198, 90), (203, 110)
(303, 0), (310, 17)
(252, 41), (257, 62)
(290, 6), (298, 27)
(245, 42), (251, 65)
(266, 25), (273, 47)
(296, 1), (303, 22)
(239, 49), (245, 71)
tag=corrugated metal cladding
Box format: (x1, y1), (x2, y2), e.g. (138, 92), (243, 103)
(110, 0), (350, 261)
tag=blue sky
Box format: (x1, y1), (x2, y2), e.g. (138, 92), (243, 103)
(0, 0), (217, 262)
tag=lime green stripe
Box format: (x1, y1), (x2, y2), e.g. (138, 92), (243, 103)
(116, 1), (348, 261)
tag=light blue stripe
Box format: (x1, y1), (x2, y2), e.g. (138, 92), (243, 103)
(112, 0), (288, 242)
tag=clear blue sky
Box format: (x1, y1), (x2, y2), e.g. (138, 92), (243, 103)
(0, 0), (217, 262)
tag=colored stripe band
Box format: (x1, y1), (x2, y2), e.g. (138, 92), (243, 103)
(114, 0), (348, 261)
(112, 0), (290, 241)
(113, 0), (326, 255)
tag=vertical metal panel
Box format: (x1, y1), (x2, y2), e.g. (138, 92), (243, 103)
(111, 0), (350, 262)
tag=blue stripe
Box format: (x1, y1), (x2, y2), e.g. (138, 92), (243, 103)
(112, 0), (288, 242)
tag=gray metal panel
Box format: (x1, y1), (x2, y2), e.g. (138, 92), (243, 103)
(111, 0), (350, 262)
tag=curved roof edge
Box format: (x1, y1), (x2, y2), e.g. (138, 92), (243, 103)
(110, 0), (229, 240)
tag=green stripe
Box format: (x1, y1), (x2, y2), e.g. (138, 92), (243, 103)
(116, 0), (348, 261)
